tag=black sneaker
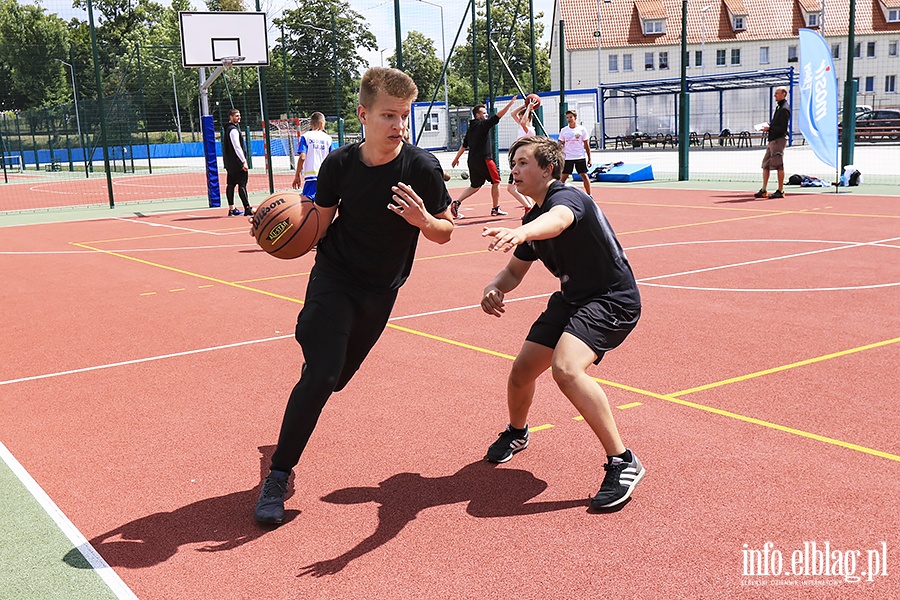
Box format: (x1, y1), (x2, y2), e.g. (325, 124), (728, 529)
(490, 206), (508, 217)
(227, 208), (243, 216)
(485, 424), (529, 463)
(591, 450), (645, 509)
(769, 190), (784, 199)
(450, 200), (461, 218)
(753, 189), (768, 199)
(243, 206), (254, 216)
(254, 469), (290, 524)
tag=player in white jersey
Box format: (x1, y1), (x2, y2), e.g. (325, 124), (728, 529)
(507, 97), (538, 210)
(557, 109), (592, 196)
(292, 112), (333, 200)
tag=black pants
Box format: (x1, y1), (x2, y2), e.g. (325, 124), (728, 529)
(269, 271), (398, 472)
(225, 167), (250, 207)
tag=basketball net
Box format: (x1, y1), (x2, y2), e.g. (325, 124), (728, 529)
(266, 118), (302, 170)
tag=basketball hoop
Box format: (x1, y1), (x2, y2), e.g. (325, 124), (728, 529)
(220, 56), (246, 67)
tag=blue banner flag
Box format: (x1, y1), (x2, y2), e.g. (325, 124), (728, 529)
(798, 29), (839, 170)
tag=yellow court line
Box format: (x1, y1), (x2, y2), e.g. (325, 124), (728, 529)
(617, 402), (644, 410)
(529, 424), (554, 432)
(671, 337), (900, 397)
(71, 242), (306, 305)
(76, 242), (898, 463)
(79, 231), (196, 244)
(386, 323), (899, 463)
(234, 271), (312, 284)
(618, 211), (793, 236)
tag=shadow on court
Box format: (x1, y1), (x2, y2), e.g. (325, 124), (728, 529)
(64, 446), (292, 569)
(297, 460), (586, 578)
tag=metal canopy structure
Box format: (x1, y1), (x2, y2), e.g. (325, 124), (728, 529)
(601, 68), (795, 97)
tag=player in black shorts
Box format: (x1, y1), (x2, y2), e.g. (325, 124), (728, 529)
(253, 68), (454, 525)
(480, 135), (644, 509)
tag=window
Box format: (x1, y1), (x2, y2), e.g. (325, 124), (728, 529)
(832, 43), (841, 60)
(645, 52), (655, 70)
(760, 47), (770, 65)
(889, 9), (899, 22)
(695, 50), (703, 67)
(854, 43), (861, 58)
(887, 75), (897, 93)
(867, 42), (876, 58)
(807, 13), (820, 27)
(733, 16), (746, 31)
(623, 53), (633, 71)
(865, 76), (874, 93)
(890, 42), (898, 57)
(717, 49), (726, 66)
(731, 49), (741, 65)
(659, 52), (669, 70)
(644, 20), (665, 35)
(423, 112), (440, 132)
(609, 54), (618, 72)
(788, 46), (798, 63)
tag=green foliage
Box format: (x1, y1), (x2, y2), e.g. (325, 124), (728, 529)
(388, 31), (443, 104)
(449, 0), (550, 106)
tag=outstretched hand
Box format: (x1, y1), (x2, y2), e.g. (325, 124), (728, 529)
(388, 181), (429, 226)
(481, 287), (506, 317)
(482, 226), (525, 253)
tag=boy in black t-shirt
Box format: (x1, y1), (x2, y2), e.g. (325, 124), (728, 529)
(480, 135), (644, 509)
(254, 68), (454, 525)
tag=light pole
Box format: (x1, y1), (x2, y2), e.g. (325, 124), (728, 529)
(415, 0), (450, 149)
(700, 5), (711, 77)
(595, 0), (611, 148)
(150, 56), (183, 143)
(55, 59), (85, 173)
(380, 48), (388, 67)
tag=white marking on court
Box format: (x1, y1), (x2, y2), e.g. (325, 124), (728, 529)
(0, 335), (292, 386)
(112, 216), (229, 236)
(0, 243), (255, 255)
(0, 441), (138, 600)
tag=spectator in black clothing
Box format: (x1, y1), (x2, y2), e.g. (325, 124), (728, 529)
(252, 67), (454, 526)
(755, 87), (791, 199)
(222, 109), (253, 216)
(450, 96), (518, 218)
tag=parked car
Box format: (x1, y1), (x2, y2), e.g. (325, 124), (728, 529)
(854, 110), (900, 140)
(855, 104), (873, 116)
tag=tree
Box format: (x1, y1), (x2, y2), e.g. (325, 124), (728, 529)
(0, 0), (70, 108)
(388, 31), (442, 104)
(449, 0), (550, 106)
(273, 0), (377, 133)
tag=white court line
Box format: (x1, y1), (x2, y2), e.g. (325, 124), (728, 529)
(0, 243), (254, 255)
(0, 335), (292, 386)
(0, 441), (138, 600)
(388, 293), (551, 321)
(112, 216), (228, 236)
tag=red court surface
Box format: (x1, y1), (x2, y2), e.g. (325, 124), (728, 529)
(1, 187), (898, 598)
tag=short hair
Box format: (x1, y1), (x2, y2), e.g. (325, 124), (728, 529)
(472, 104), (486, 117)
(565, 110), (576, 118)
(228, 109), (240, 117)
(508, 135), (564, 179)
(775, 86), (788, 95)
(359, 67), (418, 108)
(310, 111), (325, 124)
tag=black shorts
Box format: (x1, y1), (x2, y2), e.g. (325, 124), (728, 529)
(562, 159), (589, 175)
(526, 291), (640, 364)
(468, 158), (501, 188)
(226, 167), (248, 186)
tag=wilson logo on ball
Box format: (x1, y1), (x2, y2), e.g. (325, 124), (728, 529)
(266, 218), (293, 244)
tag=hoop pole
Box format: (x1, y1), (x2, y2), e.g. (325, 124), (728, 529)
(489, 39), (546, 133)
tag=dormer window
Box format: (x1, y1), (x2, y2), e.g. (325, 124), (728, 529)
(643, 19), (665, 35)
(888, 9), (899, 22)
(733, 15), (746, 30)
(806, 12), (821, 27)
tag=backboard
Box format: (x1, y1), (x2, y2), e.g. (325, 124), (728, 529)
(179, 11), (269, 68)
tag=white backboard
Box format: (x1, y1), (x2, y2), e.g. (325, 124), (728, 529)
(179, 11), (269, 68)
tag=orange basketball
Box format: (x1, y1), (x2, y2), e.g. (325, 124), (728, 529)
(251, 191), (319, 259)
(526, 93), (542, 108)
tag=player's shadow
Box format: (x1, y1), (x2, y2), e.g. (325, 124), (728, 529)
(63, 446), (293, 570)
(297, 460), (586, 578)
(713, 194), (770, 204)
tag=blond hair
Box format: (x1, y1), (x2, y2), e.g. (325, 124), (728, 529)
(359, 67), (418, 108)
(508, 135), (563, 179)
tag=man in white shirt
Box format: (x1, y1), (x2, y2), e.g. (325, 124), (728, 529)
(557, 110), (592, 196)
(292, 112), (333, 200)
(222, 109), (253, 216)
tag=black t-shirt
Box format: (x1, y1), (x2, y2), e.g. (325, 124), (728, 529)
(768, 99), (791, 141)
(463, 114), (500, 161)
(314, 142), (452, 291)
(513, 181), (641, 308)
